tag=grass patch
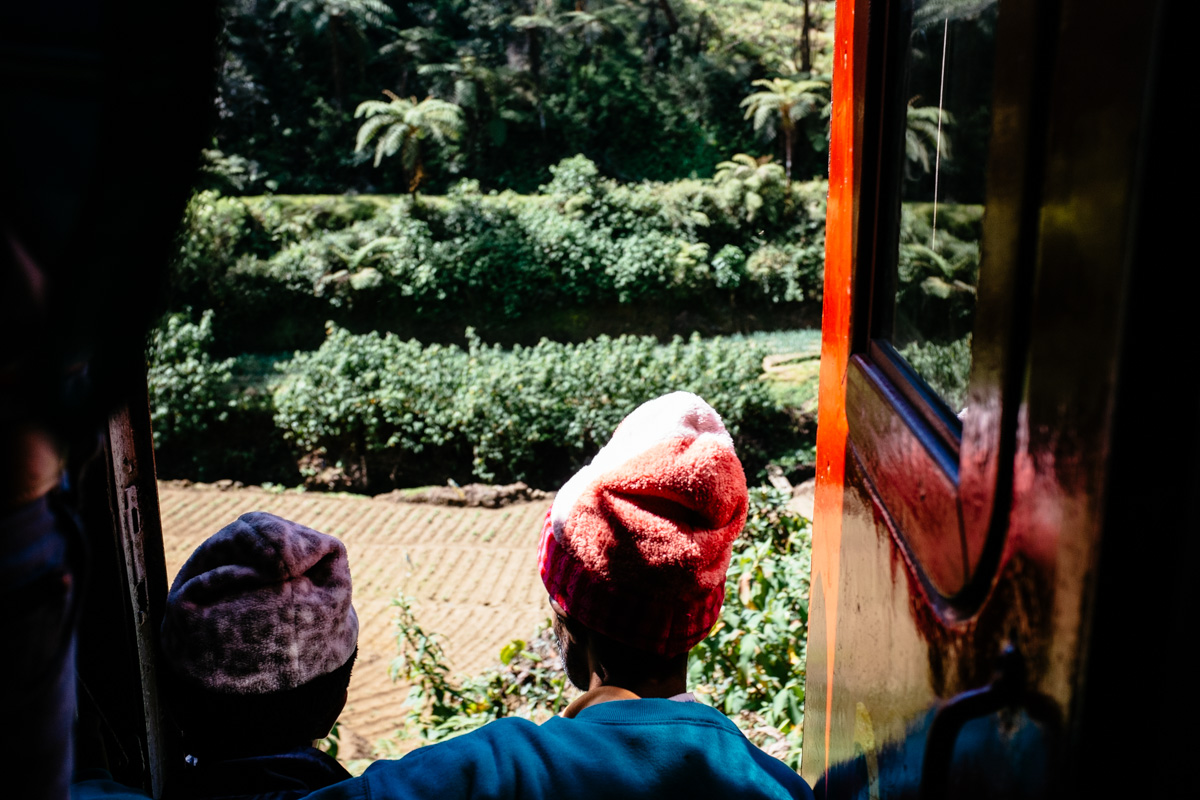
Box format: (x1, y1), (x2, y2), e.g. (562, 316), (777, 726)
(745, 328), (821, 417)
(721, 328), (822, 357)
(763, 355), (820, 415)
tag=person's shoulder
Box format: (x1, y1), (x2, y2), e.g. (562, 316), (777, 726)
(748, 754), (815, 800)
(306, 718), (546, 800)
(568, 700), (813, 799)
(567, 697), (742, 729)
(70, 770), (152, 800)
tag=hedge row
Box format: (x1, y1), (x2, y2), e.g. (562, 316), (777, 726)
(149, 315), (802, 492)
(171, 156), (827, 355)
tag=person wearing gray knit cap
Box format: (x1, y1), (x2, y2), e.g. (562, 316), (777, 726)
(72, 512), (360, 800)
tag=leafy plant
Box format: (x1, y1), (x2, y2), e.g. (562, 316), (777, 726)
(894, 202), (981, 345)
(147, 310), (236, 452)
(388, 597), (574, 744)
(899, 334), (972, 413)
(271, 324), (783, 491)
(905, 103), (954, 177)
(714, 153), (787, 224)
(206, 0), (837, 194)
(689, 486), (811, 769)
(354, 92), (465, 193)
(273, 0), (396, 106)
(740, 77), (830, 181)
(169, 158), (827, 354)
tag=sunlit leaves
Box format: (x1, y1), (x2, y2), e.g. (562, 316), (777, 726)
(354, 91), (465, 188)
(273, 324), (775, 487)
(688, 487), (811, 768)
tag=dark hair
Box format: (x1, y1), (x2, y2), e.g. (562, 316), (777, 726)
(164, 648), (357, 760)
(559, 612), (687, 689)
(594, 629), (687, 680)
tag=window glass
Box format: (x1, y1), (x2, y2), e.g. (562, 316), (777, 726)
(891, 0), (998, 415)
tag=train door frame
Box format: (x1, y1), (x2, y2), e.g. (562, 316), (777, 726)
(76, 369), (177, 796)
(802, 0), (1187, 795)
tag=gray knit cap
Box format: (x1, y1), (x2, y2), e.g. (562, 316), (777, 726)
(160, 512), (358, 694)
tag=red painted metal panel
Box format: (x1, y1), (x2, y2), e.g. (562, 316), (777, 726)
(802, 0), (871, 784)
(846, 357), (965, 597)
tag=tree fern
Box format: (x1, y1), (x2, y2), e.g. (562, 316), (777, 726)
(353, 92), (464, 191)
(905, 104), (954, 175)
(740, 78), (830, 180)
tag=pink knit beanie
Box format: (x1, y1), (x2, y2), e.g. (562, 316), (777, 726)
(160, 512), (359, 694)
(539, 392), (748, 657)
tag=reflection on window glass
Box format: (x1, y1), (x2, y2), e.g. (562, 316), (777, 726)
(892, 0), (997, 415)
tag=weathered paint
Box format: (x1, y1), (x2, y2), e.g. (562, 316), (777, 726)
(802, 0), (872, 782)
(801, 0), (1168, 795)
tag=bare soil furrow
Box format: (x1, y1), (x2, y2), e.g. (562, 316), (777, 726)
(471, 549), (513, 606)
(496, 504), (548, 545)
(162, 491), (234, 532)
(419, 548), (478, 601)
(405, 507), (445, 545)
(357, 503), (408, 542)
(425, 507), (475, 545)
(321, 497), (376, 539)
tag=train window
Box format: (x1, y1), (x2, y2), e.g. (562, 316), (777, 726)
(846, 0), (1024, 604)
(890, 1), (997, 417)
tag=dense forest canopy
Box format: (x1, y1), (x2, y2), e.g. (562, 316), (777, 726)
(156, 1), (845, 489)
(204, 0), (835, 195)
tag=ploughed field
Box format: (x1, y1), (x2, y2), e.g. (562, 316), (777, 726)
(159, 483), (553, 759)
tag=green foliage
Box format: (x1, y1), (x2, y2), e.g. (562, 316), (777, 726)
(354, 92), (465, 191)
(170, 159), (828, 354)
(689, 486), (810, 768)
(388, 597), (573, 744)
(714, 154), (787, 224)
(905, 104), (955, 177)
(146, 309), (819, 489)
(682, 0), (836, 76)
(383, 487), (811, 769)
(272, 324), (782, 491)
(198, 148), (275, 194)
(895, 202), (981, 345)
(208, 0), (837, 193)
(147, 311), (236, 452)
(740, 77), (830, 179)
(147, 310), (300, 483)
(893, 202), (979, 411)
(899, 335), (972, 413)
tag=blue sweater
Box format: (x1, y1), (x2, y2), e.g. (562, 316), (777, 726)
(306, 699), (813, 800)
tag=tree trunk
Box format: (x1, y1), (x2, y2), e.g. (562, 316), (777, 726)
(408, 160), (427, 195)
(328, 19), (345, 108)
(784, 123), (795, 186)
(800, 0), (812, 73)
(657, 0), (680, 35)
(645, 4), (659, 64)
(527, 29), (542, 84)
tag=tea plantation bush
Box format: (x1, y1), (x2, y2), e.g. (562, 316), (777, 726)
(273, 323), (788, 492)
(147, 310), (806, 490)
(171, 156), (826, 354)
(384, 487), (810, 768)
(148, 311), (299, 484)
(147, 311), (235, 454)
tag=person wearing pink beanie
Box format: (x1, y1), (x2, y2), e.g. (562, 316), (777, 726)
(539, 390), (750, 711)
(302, 392), (814, 800)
